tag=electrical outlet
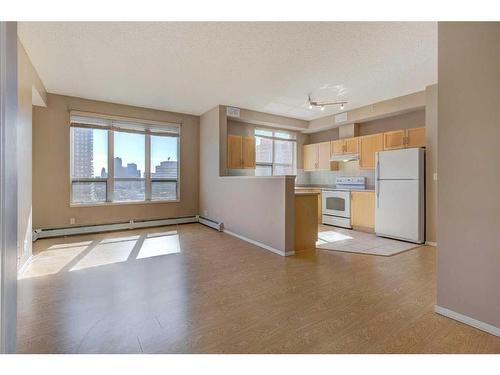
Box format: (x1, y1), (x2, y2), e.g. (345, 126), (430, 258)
(203, 210), (208, 217)
(69, 217), (76, 225)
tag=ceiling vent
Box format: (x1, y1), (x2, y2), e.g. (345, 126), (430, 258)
(334, 112), (348, 124)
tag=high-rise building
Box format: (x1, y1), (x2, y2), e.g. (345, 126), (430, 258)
(152, 160), (177, 178)
(114, 157), (141, 177)
(72, 128), (94, 177)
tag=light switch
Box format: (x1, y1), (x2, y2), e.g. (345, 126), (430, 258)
(433, 173), (438, 181)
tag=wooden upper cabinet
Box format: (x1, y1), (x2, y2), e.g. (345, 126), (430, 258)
(303, 142), (339, 171)
(227, 135), (243, 169)
(227, 135), (255, 169)
(384, 127), (426, 150)
(359, 133), (384, 169)
(383, 129), (406, 150)
(303, 144), (317, 171)
(344, 137), (359, 154)
(317, 142), (331, 170)
(331, 140), (344, 155)
(406, 127), (426, 148)
(242, 136), (256, 168)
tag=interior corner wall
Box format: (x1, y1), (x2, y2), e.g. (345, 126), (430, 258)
(437, 22), (500, 329)
(16, 39), (47, 270)
(200, 106), (295, 254)
(32, 93), (199, 229)
(425, 84), (437, 243)
(0, 21), (19, 354)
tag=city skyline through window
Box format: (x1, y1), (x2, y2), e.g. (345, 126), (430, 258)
(70, 119), (179, 204)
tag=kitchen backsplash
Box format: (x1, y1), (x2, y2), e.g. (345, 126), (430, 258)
(296, 161), (375, 188)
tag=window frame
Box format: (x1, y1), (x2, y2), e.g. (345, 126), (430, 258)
(69, 112), (181, 206)
(255, 128), (297, 176)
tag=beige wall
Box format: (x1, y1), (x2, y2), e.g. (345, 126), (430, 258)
(306, 110), (425, 144)
(308, 90), (426, 132)
(307, 127), (339, 144)
(437, 22), (500, 329)
(358, 109), (425, 136)
(425, 85), (437, 243)
(32, 93), (199, 229)
(200, 106), (295, 255)
(17, 39), (46, 269)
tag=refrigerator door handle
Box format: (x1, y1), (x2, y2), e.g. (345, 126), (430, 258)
(376, 158), (380, 208)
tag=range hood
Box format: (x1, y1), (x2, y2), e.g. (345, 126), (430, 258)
(330, 153), (359, 162)
(329, 123), (360, 162)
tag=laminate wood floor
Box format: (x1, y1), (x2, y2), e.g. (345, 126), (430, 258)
(17, 223), (500, 353)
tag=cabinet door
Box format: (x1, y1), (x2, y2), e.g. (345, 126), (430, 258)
(359, 133), (384, 169)
(406, 127), (426, 148)
(384, 130), (406, 150)
(227, 135), (242, 169)
(317, 142), (331, 170)
(242, 136), (256, 168)
(331, 139), (344, 155)
(344, 137), (359, 154)
(303, 144), (317, 171)
(351, 191), (375, 230)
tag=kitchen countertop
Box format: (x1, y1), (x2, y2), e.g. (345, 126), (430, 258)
(295, 184), (375, 192)
(294, 191), (321, 196)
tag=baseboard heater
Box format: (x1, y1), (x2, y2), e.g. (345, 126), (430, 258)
(198, 216), (224, 231)
(33, 215), (200, 240)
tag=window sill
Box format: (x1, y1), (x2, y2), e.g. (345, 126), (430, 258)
(70, 199), (180, 208)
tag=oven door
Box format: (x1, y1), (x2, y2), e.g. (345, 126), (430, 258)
(322, 190), (350, 218)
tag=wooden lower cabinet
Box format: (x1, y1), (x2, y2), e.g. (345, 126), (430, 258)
(351, 191), (375, 232)
(294, 193), (319, 252)
(359, 133), (384, 169)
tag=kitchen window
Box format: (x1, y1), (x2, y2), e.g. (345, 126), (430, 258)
(70, 112), (180, 205)
(255, 128), (296, 176)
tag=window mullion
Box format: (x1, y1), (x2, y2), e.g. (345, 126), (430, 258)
(145, 133), (151, 201)
(107, 130), (114, 202)
(271, 138), (276, 176)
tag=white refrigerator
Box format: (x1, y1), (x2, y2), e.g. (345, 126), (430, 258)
(375, 148), (425, 243)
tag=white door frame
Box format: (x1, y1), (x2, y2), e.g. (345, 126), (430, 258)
(0, 21), (18, 354)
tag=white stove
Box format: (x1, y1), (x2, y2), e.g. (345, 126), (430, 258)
(322, 177), (366, 228)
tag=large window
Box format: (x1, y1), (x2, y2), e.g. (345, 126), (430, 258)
(70, 113), (180, 204)
(255, 129), (296, 176)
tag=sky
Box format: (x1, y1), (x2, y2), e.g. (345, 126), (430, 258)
(91, 130), (178, 177)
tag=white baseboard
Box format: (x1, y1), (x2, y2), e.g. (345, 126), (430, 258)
(223, 229), (293, 257)
(33, 215), (199, 240)
(435, 305), (500, 337)
(425, 241), (437, 247)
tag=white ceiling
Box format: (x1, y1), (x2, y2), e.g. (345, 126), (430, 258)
(18, 22), (437, 120)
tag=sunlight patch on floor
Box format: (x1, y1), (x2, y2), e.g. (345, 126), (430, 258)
(70, 236), (137, 271)
(137, 231), (180, 259)
(19, 243), (90, 279)
(317, 230), (353, 245)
